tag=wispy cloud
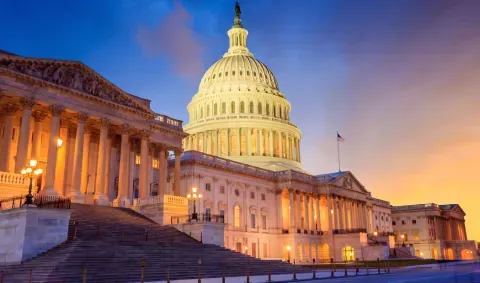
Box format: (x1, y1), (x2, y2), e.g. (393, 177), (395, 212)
(136, 1), (204, 78)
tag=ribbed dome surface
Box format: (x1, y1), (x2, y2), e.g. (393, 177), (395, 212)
(198, 55), (279, 92)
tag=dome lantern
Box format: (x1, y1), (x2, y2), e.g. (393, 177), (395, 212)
(224, 2), (252, 58)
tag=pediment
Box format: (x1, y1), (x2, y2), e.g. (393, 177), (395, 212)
(332, 172), (368, 193)
(0, 55), (151, 113)
(451, 205), (466, 216)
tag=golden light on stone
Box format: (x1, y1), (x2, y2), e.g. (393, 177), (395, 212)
(29, 159), (37, 167)
(21, 169), (27, 175)
(57, 138), (63, 148)
(286, 245), (291, 251)
(26, 167), (32, 173)
(373, 231), (378, 236)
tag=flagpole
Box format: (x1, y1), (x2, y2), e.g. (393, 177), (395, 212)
(337, 130), (341, 172)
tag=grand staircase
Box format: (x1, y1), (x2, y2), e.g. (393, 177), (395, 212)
(1, 204), (307, 283)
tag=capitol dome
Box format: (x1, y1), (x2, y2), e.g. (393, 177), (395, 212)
(183, 3), (303, 172)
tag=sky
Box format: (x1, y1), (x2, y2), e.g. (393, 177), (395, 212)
(1, 0), (480, 241)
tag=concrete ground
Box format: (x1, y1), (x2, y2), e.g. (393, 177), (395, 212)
(299, 262), (480, 283)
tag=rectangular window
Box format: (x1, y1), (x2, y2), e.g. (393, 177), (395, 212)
(402, 220), (405, 225)
(252, 243), (256, 258)
(261, 194), (266, 201)
(220, 186), (225, 194)
(205, 183), (211, 191)
(135, 154), (141, 166)
(412, 220), (417, 224)
(205, 208), (211, 215)
(392, 221), (396, 225)
(250, 192), (255, 199)
(152, 159), (159, 169)
(220, 209), (224, 216)
(262, 215), (267, 229)
(250, 214), (256, 228)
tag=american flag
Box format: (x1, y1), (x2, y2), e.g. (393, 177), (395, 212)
(337, 133), (345, 142)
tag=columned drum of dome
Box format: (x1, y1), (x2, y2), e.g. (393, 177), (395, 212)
(183, 3), (303, 172)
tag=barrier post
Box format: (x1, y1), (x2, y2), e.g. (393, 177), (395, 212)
(141, 259), (146, 283)
(344, 260), (347, 276)
(366, 261), (369, 275)
(83, 265), (87, 283)
(246, 259), (251, 283)
(198, 259), (202, 283)
(330, 258), (334, 277)
(267, 262), (272, 282)
(384, 260), (387, 273)
(377, 258), (380, 274)
(222, 264), (226, 283)
(355, 258), (359, 275)
(28, 269), (32, 283)
(387, 260), (391, 273)
(167, 264), (171, 283)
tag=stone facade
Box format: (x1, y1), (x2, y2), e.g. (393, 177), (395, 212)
(392, 203), (476, 260)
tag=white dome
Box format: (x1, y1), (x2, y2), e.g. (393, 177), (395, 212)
(183, 7), (303, 172)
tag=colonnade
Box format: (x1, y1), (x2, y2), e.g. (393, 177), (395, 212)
(329, 195), (368, 231)
(0, 97), (182, 206)
(184, 128), (301, 162)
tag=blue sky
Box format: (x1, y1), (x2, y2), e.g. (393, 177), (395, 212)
(2, 0), (480, 239)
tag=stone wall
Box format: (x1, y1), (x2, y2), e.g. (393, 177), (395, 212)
(0, 206), (70, 264)
(172, 222), (225, 247)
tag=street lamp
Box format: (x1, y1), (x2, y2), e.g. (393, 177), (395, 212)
(57, 138), (63, 148)
(286, 245), (291, 263)
(373, 231), (378, 236)
(21, 159), (43, 205)
(186, 187), (202, 220)
(401, 234), (406, 247)
(244, 246), (248, 255)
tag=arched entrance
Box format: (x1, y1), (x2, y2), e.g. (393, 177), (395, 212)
(318, 244), (330, 262)
(461, 249), (474, 260)
(446, 248), (454, 260)
(341, 246), (355, 262)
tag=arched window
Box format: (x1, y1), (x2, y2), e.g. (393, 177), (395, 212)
(231, 101), (236, 114)
(240, 101), (245, 113)
(273, 105), (276, 117)
(222, 102), (226, 114)
(200, 107), (204, 119)
(266, 103), (270, 116)
(279, 106), (283, 119)
(249, 101), (254, 114)
(234, 205), (241, 227)
(257, 102), (262, 114)
(207, 105), (210, 117)
(214, 103), (218, 115)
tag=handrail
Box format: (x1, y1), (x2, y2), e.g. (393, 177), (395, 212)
(0, 195), (71, 211)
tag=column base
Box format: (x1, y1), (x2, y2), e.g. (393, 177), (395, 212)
(39, 185), (60, 197)
(69, 191), (86, 204)
(94, 193), (110, 206)
(113, 197), (130, 207)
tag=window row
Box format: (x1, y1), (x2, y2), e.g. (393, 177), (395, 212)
(193, 101), (289, 120)
(204, 183), (267, 201)
(203, 69), (272, 84)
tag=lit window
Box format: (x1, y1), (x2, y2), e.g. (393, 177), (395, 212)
(152, 159), (159, 169)
(234, 205), (241, 227)
(414, 236), (419, 241)
(135, 154), (141, 166)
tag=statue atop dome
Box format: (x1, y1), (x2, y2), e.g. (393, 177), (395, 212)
(233, 1), (243, 28)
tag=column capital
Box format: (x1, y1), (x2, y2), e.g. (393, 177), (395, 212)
(32, 110), (48, 122)
(49, 104), (65, 116)
(139, 129), (152, 140)
(107, 130), (116, 140)
(60, 118), (71, 129)
(68, 126), (77, 138)
(76, 112), (89, 123)
(90, 132), (100, 143)
(120, 124), (132, 135)
(174, 148), (183, 155)
(99, 118), (111, 129)
(2, 103), (19, 116)
(148, 142), (156, 154)
(19, 97), (36, 110)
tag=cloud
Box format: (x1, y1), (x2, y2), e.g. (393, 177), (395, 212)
(136, 1), (204, 78)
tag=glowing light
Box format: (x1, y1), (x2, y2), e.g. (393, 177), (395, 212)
(373, 231), (378, 236)
(57, 138), (63, 148)
(21, 169), (27, 175)
(26, 167), (32, 173)
(330, 209), (334, 214)
(29, 159), (37, 167)
(286, 245), (291, 251)
(192, 187), (197, 193)
(187, 194), (191, 199)
(198, 194), (203, 198)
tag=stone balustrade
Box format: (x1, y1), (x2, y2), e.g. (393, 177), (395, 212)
(131, 194), (187, 207)
(154, 114), (183, 129)
(0, 172), (26, 185)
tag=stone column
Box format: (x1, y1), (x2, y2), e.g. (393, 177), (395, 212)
(278, 132), (283, 158)
(304, 194), (310, 230)
(347, 200), (352, 229)
(338, 197), (345, 229)
(69, 113), (88, 203)
(138, 130), (151, 199)
(203, 132), (208, 153)
(64, 126), (76, 196)
(289, 189), (295, 229)
(103, 132), (114, 199)
(327, 195), (333, 231)
(114, 124), (131, 206)
(257, 129), (262, 156)
(80, 126), (91, 194)
(236, 128), (240, 156)
(316, 196), (322, 231)
(0, 103), (19, 172)
(214, 130), (219, 156)
(268, 130), (274, 157)
(158, 145), (166, 195)
(295, 191), (301, 229)
(31, 110), (47, 161)
(54, 118), (70, 195)
(15, 97), (35, 172)
(225, 129), (230, 155)
(173, 148), (181, 195)
(246, 128), (251, 156)
(297, 139), (301, 162)
(41, 104), (64, 196)
(94, 118), (111, 205)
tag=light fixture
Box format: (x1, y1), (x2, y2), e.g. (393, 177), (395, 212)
(373, 231), (378, 236)
(244, 246), (248, 250)
(286, 245), (291, 251)
(192, 187), (197, 193)
(26, 167), (32, 173)
(330, 209), (334, 214)
(187, 194), (191, 198)
(29, 159), (38, 167)
(57, 138), (63, 148)
(21, 169), (27, 175)
(401, 234), (405, 239)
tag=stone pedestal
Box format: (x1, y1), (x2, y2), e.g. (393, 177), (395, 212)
(94, 193), (110, 206)
(172, 222), (225, 247)
(113, 197), (130, 207)
(69, 191), (86, 204)
(0, 206), (70, 264)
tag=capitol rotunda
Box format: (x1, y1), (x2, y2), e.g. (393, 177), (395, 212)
(183, 9), (302, 172)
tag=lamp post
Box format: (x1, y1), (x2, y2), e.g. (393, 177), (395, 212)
(244, 246), (248, 255)
(373, 231), (378, 237)
(187, 187), (202, 221)
(401, 234), (406, 247)
(286, 245), (291, 263)
(21, 159), (43, 205)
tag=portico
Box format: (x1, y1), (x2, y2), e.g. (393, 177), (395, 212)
(0, 52), (187, 206)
